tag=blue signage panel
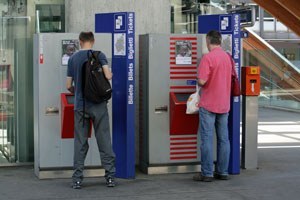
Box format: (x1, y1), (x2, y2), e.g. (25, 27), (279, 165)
(114, 13), (126, 32)
(198, 15), (220, 33)
(219, 15), (232, 32)
(198, 14), (241, 174)
(125, 12), (135, 178)
(229, 14), (241, 174)
(198, 14), (234, 34)
(95, 13), (115, 33)
(186, 80), (197, 85)
(241, 30), (249, 38)
(95, 12), (135, 178)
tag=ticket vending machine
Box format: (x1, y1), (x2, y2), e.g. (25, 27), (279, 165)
(139, 34), (203, 174)
(33, 33), (112, 179)
(139, 14), (242, 175)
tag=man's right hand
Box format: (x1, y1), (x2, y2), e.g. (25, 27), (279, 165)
(68, 86), (75, 94)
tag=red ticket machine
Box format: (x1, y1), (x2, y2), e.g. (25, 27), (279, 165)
(61, 93), (91, 138)
(61, 93), (75, 138)
(170, 92), (199, 135)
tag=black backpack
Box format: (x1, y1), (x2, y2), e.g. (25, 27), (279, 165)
(82, 50), (112, 103)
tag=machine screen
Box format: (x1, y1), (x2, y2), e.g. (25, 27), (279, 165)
(66, 95), (75, 104)
(175, 93), (191, 102)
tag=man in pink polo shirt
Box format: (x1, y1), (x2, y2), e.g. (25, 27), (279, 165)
(193, 30), (232, 182)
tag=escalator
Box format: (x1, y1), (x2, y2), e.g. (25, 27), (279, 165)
(252, 0), (300, 36)
(243, 29), (300, 109)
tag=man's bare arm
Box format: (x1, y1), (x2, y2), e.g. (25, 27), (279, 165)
(66, 77), (74, 93)
(198, 78), (206, 87)
(102, 65), (113, 80)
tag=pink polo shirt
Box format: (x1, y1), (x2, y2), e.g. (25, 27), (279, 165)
(197, 47), (232, 113)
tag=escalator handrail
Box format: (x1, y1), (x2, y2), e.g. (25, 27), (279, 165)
(244, 29), (300, 87)
(245, 28), (300, 74)
(260, 75), (300, 102)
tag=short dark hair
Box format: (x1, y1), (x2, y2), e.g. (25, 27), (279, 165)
(206, 30), (222, 45)
(79, 31), (95, 42)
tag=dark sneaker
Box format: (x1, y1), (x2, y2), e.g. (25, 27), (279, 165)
(193, 173), (213, 182)
(72, 181), (82, 189)
(106, 177), (116, 187)
(214, 173), (229, 180)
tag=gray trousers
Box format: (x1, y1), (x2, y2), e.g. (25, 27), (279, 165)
(72, 102), (115, 183)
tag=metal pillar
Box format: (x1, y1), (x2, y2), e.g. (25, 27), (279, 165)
(241, 96), (258, 169)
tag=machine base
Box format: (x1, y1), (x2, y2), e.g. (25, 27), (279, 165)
(141, 164), (201, 175)
(36, 168), (105, 179)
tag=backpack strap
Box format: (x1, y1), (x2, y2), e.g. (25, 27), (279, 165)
(93, 51), (102, 66)
(81, 50), (94, 127)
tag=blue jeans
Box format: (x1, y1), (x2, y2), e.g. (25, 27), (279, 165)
(199, 107), (230, 177)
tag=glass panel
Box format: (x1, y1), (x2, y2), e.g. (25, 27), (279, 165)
(0, 0), (30, 164)
(0, 63), (14, 163)
(276, 20), (288, 32)
(0, 0), (65, 165)
(171, 0), (226, 34)
(263, 11), (275, 32)
(243, 30), (300, 110)
(36, 4), (65, 33)
(0, 17), (30, 164)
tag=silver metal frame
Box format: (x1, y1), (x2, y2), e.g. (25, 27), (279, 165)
(144, 164), (201, 175)
(242, 96), (258, 169)
(37, 168), (105, 179)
